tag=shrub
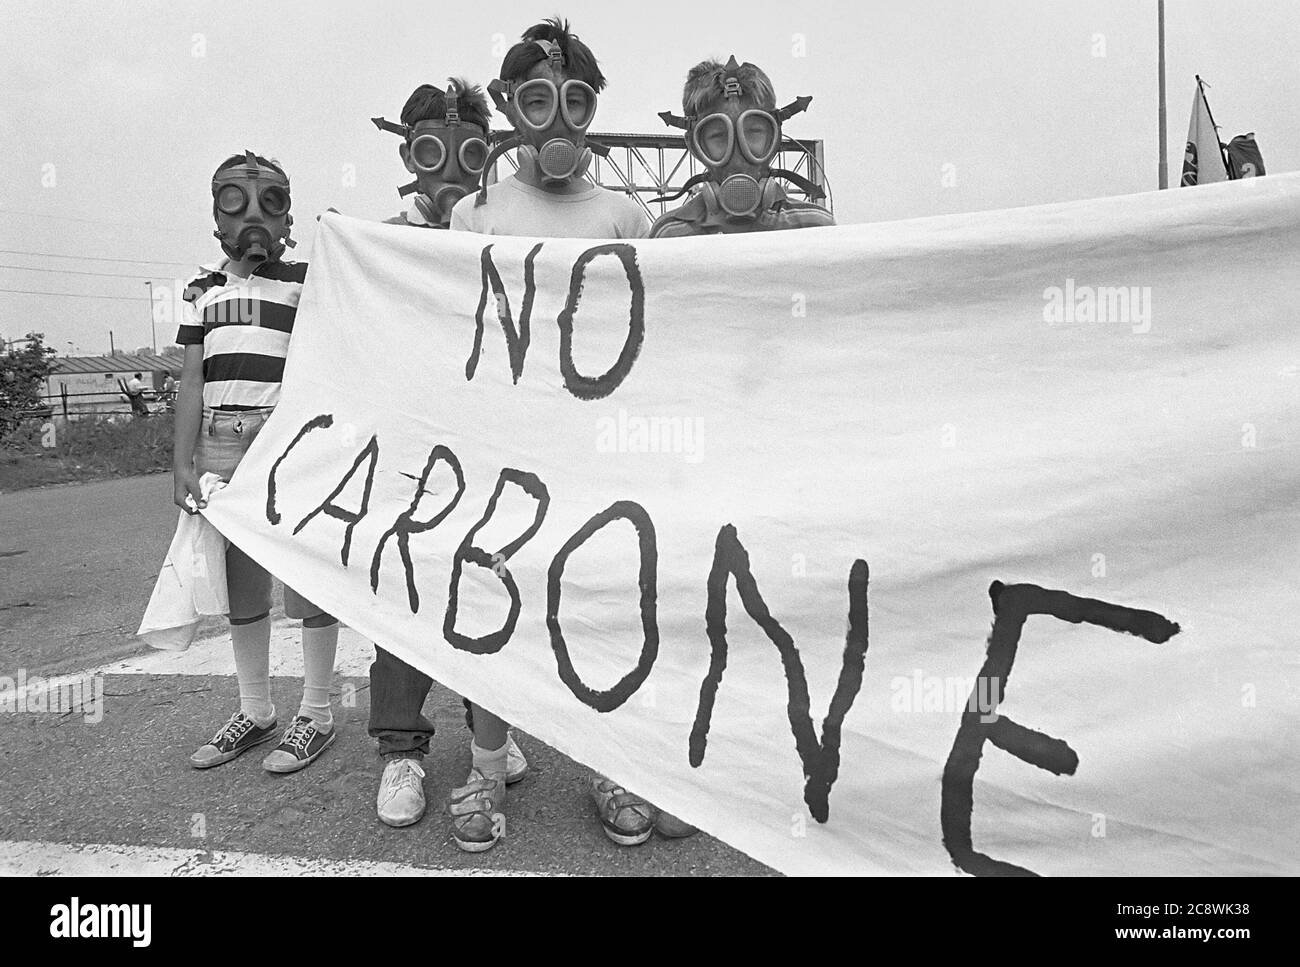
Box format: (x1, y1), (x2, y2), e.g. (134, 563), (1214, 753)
(0, 333), (57, 439)
(0, 413), (175, 491)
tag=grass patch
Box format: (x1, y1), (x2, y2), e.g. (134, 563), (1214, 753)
(0, 414), (175, 493)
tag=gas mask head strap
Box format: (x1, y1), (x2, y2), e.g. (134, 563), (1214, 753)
(539, 39), (565, 72)
(491, 39), (566, 111)
(721, 55), (744, 100)
(372, 119), (422, 197)
(774, 95), (813, 123)
(371, 116), (410, 137)
(487, 78), (511, 114)
(479, 77), (524, 205)
(443, 83), (461, 125)
(659, 55), (811, 132)
(212, 150), (289, 193)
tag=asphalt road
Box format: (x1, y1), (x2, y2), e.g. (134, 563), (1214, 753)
(0, 473), (772, 875)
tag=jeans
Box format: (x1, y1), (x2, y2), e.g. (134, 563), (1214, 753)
(367, 646), (435, 757)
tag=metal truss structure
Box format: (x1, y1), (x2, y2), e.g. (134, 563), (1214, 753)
(490, 132), (830, 221)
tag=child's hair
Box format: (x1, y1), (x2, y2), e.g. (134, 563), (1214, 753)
(499, 16), (606, 92)
(401, 78), (492, 135)
(682, 59), (776, 116)
(213, 153), (287, 179)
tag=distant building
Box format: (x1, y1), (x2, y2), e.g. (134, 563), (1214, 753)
(45, 350), (185, 416)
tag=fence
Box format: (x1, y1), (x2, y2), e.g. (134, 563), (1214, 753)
(36, 386), (173, 419)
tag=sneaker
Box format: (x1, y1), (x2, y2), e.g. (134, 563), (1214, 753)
(377, 757), (427, 828)
(654, 811), (699, 839)
(505, 732), (528, 785)
(262, 716), (337, 774)
(591, 777), (656, 846)
(190, 711), (278, 769)
(447, 768), (505, 853)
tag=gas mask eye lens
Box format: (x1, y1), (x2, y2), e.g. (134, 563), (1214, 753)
(514, 79), (559, 130)
(740, 113), (778, 162)
(216, 184), (247, 215)
(259, 186), (290, 217)
(562, 83), (595, 129)
(410, 135), (447, 173)
(694, 115), (735, 167)
(459, 138), (488, 175)
(521, 95), (554, 127)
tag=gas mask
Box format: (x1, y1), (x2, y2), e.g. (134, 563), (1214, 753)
(477, 40), (610, 204)
(211, 151), (295, 264)
(657, 56), (825, 220)
(373, 84), (491, 227)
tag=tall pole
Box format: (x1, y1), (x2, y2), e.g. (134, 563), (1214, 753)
(109, 329), (115, 354)
(144, 280), (156, 353)
(1158, 0), (1168, 189)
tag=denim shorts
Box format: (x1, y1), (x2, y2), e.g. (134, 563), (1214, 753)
(194, 407), (332, 624)
(194, 407), (273, 480)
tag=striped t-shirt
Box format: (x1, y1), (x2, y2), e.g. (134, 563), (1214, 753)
(176, 259), (307, 410)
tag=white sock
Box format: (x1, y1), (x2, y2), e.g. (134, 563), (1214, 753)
(231, 616), (275, 725)
(299, 622), (338, 729)
(471, 739), (507, 783)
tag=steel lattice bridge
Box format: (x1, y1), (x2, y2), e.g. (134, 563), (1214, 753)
(490, 132), (830, 220)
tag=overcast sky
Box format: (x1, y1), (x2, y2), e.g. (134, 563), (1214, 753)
(2, 0), (1297, 353)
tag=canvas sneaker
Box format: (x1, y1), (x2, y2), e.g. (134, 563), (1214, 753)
(262, 716), (337, 773)
(190, 711), (278, 769)
(377, 757), (427, 828)
(447, 767), (505, 853)
(504, 733), (528, 785)
(591, 777), (656, 846)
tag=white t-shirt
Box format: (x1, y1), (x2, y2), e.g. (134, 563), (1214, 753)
(450, 174), (650, 239)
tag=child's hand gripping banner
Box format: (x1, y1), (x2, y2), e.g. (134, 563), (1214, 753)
(203, 174), (1300, 875)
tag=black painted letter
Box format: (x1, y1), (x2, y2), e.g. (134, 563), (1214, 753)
(266, 414), (334, 525)
(443, 468), (550, 654)
(556, 243), (646, 400)
(690, 524), (870, 823)
(466, 242), (543, 383)
(370, 444), (466, 612)
(546, 501), (659, 713)
(940, 581), (1180, 877)
(292, 434), (379, 566)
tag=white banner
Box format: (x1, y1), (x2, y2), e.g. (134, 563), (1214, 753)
(203, 174), (1300, 875)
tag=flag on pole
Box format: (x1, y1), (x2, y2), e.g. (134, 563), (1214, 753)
(1226, 133), (1266, 178)
(1180, 78), (1228, 185)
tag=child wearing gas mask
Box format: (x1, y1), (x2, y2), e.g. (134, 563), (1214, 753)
(173, 152), (340, 775)
(651, 57), (834, 237)
(449, 18), (647, 238)
(445, 17), (651, 854)
(366, 80), (529, 830)
(374, 79), (493, 230)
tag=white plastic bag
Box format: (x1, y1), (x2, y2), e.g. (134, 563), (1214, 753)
(136, 474), (229, 650)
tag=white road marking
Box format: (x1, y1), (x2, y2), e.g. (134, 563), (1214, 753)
(98, 624), (376, 677)
(0, 839), (555, 877)
(3, 631), (560, 878)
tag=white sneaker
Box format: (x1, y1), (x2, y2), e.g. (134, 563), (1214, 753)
(377, 757), (426, 828)
(505, 733), (528, 785)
